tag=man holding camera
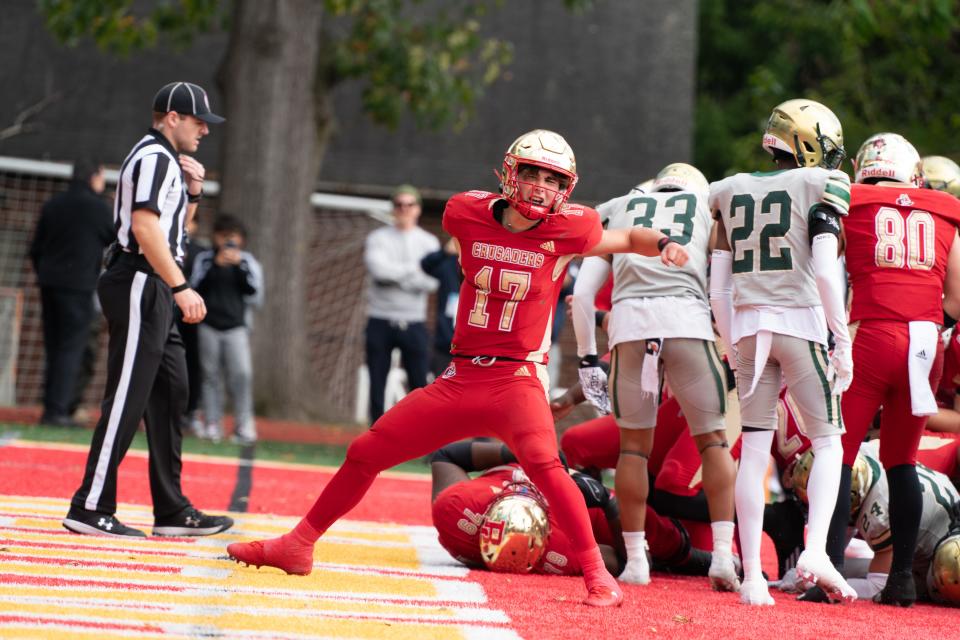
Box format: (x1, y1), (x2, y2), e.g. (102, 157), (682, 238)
(190, 213), (264, 444)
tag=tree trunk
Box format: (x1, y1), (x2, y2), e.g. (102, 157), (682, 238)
(217, 0), (332, 419)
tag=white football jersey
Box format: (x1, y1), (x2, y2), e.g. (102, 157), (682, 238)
(855, 441), (960, 593)
(708, 167), (850, 308)
(597, 189), (711, 303)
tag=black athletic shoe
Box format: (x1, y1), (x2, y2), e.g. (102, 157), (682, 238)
(63, 507), (147, 538)
(797, 585), (836, 604)
(875, 570), (916, 607)
(153, 506), (234, 536)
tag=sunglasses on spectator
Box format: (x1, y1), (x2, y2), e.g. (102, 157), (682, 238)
(393, 200), (419, 208)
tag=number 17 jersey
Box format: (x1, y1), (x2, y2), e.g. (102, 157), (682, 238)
(442, 191), (603, 363)
(845, 184), (960, 324)
(709, 167), (850, 308)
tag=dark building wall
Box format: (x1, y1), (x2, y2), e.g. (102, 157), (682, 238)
(0, 1), (697, 204)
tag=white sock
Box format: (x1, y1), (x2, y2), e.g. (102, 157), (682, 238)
(623, 530), (647, 562)
(735, 430), (774, 582)
(711, 520), (735, 557)
(805, 435), (843, 554)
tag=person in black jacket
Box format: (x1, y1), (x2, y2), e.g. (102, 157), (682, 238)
(31, 158), (114, 427)
(420, 236), (461, 376)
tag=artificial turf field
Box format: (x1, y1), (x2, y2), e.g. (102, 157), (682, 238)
(0, 432), (957, 639)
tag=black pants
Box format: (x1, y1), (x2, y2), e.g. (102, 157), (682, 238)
(365, 317), (428, 424)
(40, 287), (95, 418)
(70, 260), (190, 518)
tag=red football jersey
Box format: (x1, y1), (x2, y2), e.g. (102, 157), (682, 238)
(938, 329), (960, 406)
(431, 465), (613, 576)
(916, 430), (960, 478)
(729, 389), (811, 475)
(845, 185), (960, 323)
(443, 191), (603, 363)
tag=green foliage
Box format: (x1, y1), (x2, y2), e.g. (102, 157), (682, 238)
(696, 0), (960, 180)
(37, 0), (595, 133)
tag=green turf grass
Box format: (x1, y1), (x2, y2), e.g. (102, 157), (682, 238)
(0, 422), (431, 474)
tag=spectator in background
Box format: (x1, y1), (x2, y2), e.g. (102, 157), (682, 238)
(364, 184), (439, 423)
(30, 157), (114, 427)
(420, 236), (461, 376)
(179, 216), (208, 437)
(191, 214), (263, 444)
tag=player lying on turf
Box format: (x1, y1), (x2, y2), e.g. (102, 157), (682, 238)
(430, 439), (714, 579)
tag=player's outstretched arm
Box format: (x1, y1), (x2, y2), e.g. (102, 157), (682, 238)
(585, 228), (689, 266)
(811, 231), (852, 395)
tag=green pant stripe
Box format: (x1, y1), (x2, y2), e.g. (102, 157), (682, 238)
(808, 342), (834, 424)
(702, 340), (727, 415)
(610, 346), (621, 419)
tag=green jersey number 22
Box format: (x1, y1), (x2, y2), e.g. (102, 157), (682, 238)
(729, 190), (792, 273)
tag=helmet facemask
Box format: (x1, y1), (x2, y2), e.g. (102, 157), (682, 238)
(499, 129), (578, 221)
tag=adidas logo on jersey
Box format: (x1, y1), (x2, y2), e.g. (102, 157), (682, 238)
(916, 349), (928, 360)
(514, 365), (531, 377)
(897, 194), (914, 207)
(539, 241), (555, 253)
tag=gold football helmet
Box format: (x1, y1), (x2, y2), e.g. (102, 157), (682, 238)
(929, 532), (960, 605)
(479, 482), (550, 573)
(500, 129), (578, 220)
(792, 449), (873, 518)
(922, 155), (960, 197)
(650, 162), (709, 195)
(762, 99), (845, 170)
(853, 133), (923, 187)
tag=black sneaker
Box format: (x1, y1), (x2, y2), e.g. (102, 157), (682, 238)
(797, 585), (836, 603)
(63, 507), (147, 538)
(875, 570), (916, 607)
(153, 506), (234, 536)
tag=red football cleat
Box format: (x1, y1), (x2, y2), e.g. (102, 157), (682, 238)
(583, 584), (624, 607)
(227, 535), (314, 576)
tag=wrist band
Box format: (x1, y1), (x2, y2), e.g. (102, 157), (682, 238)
(187, 190), (202, 203)
(657, 236), (675, 252)
(171, 282), (190, 293)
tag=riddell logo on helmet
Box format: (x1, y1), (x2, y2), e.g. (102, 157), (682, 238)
(861, 167), (896, 178)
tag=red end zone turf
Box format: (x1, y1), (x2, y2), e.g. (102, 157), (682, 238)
(2, 441), (957, 640)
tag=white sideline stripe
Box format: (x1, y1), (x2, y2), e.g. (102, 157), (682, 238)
(86, 272), (147, 512)
(3, 594), (508, 624)
(0, 568), (487, 603)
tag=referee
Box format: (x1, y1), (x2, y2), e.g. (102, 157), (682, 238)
(64, 82), (233, 538)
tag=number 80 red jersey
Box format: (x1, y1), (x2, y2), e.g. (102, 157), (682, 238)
(845, 184), (960, 323)
(442, 191), (603, 363)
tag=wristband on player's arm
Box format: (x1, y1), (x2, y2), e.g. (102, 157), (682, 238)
(808, 204), (841, 243)
(579, 354), (600, 368)
(657, 236), (676, 252)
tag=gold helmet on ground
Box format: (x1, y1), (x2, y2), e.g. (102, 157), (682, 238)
(791, 449), (874, 518)
(650, 162), (709, 195)
(500, 129), (578, 220)
(762, 99), (846, 170)
(929, 532), (960, 605)
(922, 156), (960, 198)
(479, 482), (550, 573)
(853, 133), (923, 187)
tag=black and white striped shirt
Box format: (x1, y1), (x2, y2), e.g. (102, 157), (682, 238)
(113, 128), (188, 263)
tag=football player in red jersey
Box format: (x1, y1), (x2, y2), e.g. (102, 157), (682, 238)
(824, 132), (960, 606)
(226, 129), (689, 607)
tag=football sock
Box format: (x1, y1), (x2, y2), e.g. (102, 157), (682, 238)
(735, 429), (774, 581)
(805, 435), (843, 553)
(886, 464), (923, 574)
(711, 520), (735, 558)
(623, 530), (648, 562)
(305, 457), (378, 532)
(292, 518), (322, 545)
(577, 546), (618, 589)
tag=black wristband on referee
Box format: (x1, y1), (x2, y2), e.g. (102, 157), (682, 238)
(187, 190), (202, 203)
(171, 282), (190, 293)
(657, 236), (676, 252)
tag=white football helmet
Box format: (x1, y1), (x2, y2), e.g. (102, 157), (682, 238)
(650, 162), (709, 195)
(853, 133), (923, 187)
(499, 129), (578, 220)
(629, 178), (655, 195)
(923, 155), (960, 197)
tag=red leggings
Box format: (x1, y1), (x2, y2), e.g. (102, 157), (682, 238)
(305, 359), (599, 558)
(842, 321), (944, 468)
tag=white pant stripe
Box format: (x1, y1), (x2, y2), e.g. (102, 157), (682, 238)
(85, 272), (147, 511)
